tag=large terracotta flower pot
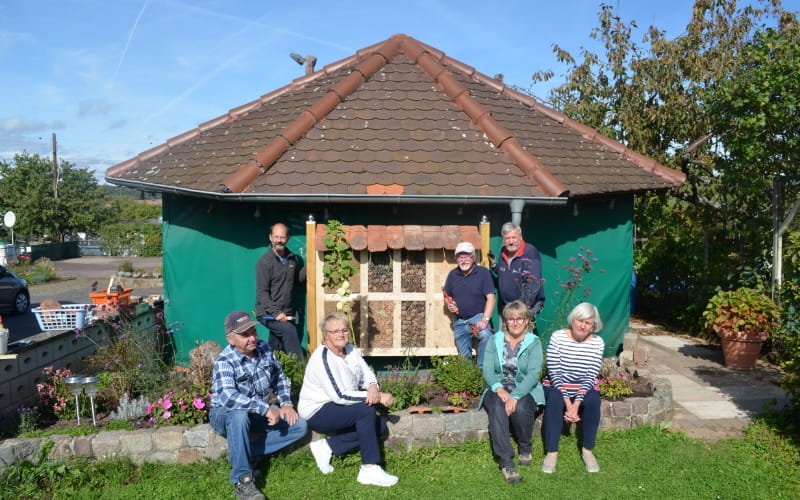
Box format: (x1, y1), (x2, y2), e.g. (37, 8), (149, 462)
(720, 334), (765, 370)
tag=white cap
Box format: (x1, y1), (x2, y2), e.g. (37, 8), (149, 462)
(454, 242), (475, 255)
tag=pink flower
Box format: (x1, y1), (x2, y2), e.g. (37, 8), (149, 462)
(163, 411), (171, 419)
(193, 398), (206, 409)
(162, 399), (172, 410)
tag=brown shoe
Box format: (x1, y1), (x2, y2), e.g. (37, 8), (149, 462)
(501, 466), (523, 484)
(518, 453), (532, 466)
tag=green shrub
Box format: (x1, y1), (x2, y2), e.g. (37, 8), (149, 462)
(8, 257), (56, 284)
(595, 374), (634, 399)
(771, 280), (800, 401)
(117, 260), (135, 273)
(377, 362), (432, 411)
(274, 351), (307, 404)
(430, 355), (483, 396)
(87, 311), (177, 409)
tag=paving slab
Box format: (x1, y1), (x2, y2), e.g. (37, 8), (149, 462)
(636, 332), (791, 440)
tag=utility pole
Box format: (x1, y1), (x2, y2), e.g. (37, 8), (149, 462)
(52, 132), (58, 198)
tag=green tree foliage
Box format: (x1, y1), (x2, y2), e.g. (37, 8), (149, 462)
(0, 152), (107, 241)
(97, 194), (162, 257)
(533, 0), (798, 329)
(97, 220), (162, 257)
(710, 24), (800, 279)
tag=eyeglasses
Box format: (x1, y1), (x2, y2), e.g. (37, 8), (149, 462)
(506, 317), (527, 323)
(327, 329), (349, 336)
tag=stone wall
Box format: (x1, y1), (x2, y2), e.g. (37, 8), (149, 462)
(0, 375), (672, 469)
(0, 307), (161, 420)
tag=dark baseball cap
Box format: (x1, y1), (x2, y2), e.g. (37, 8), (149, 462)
(224, 310), (259, 335)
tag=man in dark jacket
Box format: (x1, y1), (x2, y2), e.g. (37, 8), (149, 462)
(255, 222), (306, 360)
(493, 222), (545, 318)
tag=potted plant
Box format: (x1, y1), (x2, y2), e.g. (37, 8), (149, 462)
(702, 287), (779, 370)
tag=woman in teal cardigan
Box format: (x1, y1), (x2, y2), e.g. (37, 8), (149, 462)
(479, 300), (545, 484)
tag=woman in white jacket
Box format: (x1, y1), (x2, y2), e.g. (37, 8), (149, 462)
(298, 311), (398, 487)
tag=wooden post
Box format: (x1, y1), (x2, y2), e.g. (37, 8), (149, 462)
(305, 216), (318, 352)
(479, 216), (491, 267)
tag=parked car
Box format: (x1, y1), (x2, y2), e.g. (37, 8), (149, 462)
(0, 265), (30, 314)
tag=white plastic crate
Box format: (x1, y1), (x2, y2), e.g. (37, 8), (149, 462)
(32, 304), (94, 331)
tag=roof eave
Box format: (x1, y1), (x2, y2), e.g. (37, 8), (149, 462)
(105, 178), (569, 206)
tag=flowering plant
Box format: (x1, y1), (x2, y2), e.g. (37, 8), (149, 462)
(702, 287), (779, 340)
(517, 257), (543, 309)
(542, 248), (604, 336)
(83, 310), (179, 406)
(323, 219), (359, 344)
(146, 387), (211, 426)
(35, 365), (79, 421)
(594, 373), (633, 399)
(444, 391), (470, 408)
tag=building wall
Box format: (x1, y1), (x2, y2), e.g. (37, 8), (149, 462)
(161, 194), (632, 363)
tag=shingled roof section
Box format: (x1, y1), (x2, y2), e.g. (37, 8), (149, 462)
(106, 33), (685, 200)
(315, 224), (482, 252)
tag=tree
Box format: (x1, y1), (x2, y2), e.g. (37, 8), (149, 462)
(0, 152), (107, 241)
(710, 25), (800, 284)
(96, 196), (162, 257)
(531, 0), (798, 328)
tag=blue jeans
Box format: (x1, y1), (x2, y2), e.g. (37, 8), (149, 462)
(453, 313), (491, 369)
(483, 391), (538, 469)
(542, 385), (601, 452)
(210, 406), (308, 483)
(307, 401), (388, 465)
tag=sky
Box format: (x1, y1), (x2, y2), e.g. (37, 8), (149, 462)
(1, 0), (798, 182)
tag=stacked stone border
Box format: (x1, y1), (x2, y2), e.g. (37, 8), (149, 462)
(0, 375), (671, 468)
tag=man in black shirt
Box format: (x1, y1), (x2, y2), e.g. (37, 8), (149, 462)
(254, 222), (306, 361)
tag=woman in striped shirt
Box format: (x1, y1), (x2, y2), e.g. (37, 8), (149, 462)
(541, 302), (604, 474)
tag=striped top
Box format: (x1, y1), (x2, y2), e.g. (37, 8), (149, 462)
(543, 328), (604, 401)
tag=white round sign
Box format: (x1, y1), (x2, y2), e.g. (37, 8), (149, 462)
(3, 211), (16, 228)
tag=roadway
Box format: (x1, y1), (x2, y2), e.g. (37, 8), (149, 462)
(5, 257), (163, 343)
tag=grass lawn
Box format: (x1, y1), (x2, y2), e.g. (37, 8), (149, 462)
(3, 414), (799, 499)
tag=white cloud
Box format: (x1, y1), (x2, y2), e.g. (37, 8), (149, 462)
(107, 119), (127, 131)
(0, 117), (64, 133)
(79, 100), (111, 116)
(0, 29), (34, 53)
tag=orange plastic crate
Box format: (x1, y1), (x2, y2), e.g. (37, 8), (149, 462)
(89, 287), (133, 306)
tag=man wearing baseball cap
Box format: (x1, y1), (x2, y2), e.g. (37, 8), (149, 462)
(210, 310), (308, 500)
(442, 242), (496, 369)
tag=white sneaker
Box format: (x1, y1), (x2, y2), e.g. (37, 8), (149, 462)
(357, 465), (398, 487)
(309, 438), (334, 474)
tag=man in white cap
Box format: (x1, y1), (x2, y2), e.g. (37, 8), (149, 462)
(210, 310), (308, 500)
(442, 242), (496, 369)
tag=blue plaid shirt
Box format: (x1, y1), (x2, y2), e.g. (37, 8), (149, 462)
(211, 340), (292, 415)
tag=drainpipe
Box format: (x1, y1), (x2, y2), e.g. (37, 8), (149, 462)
(509, 199), (525, 226)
